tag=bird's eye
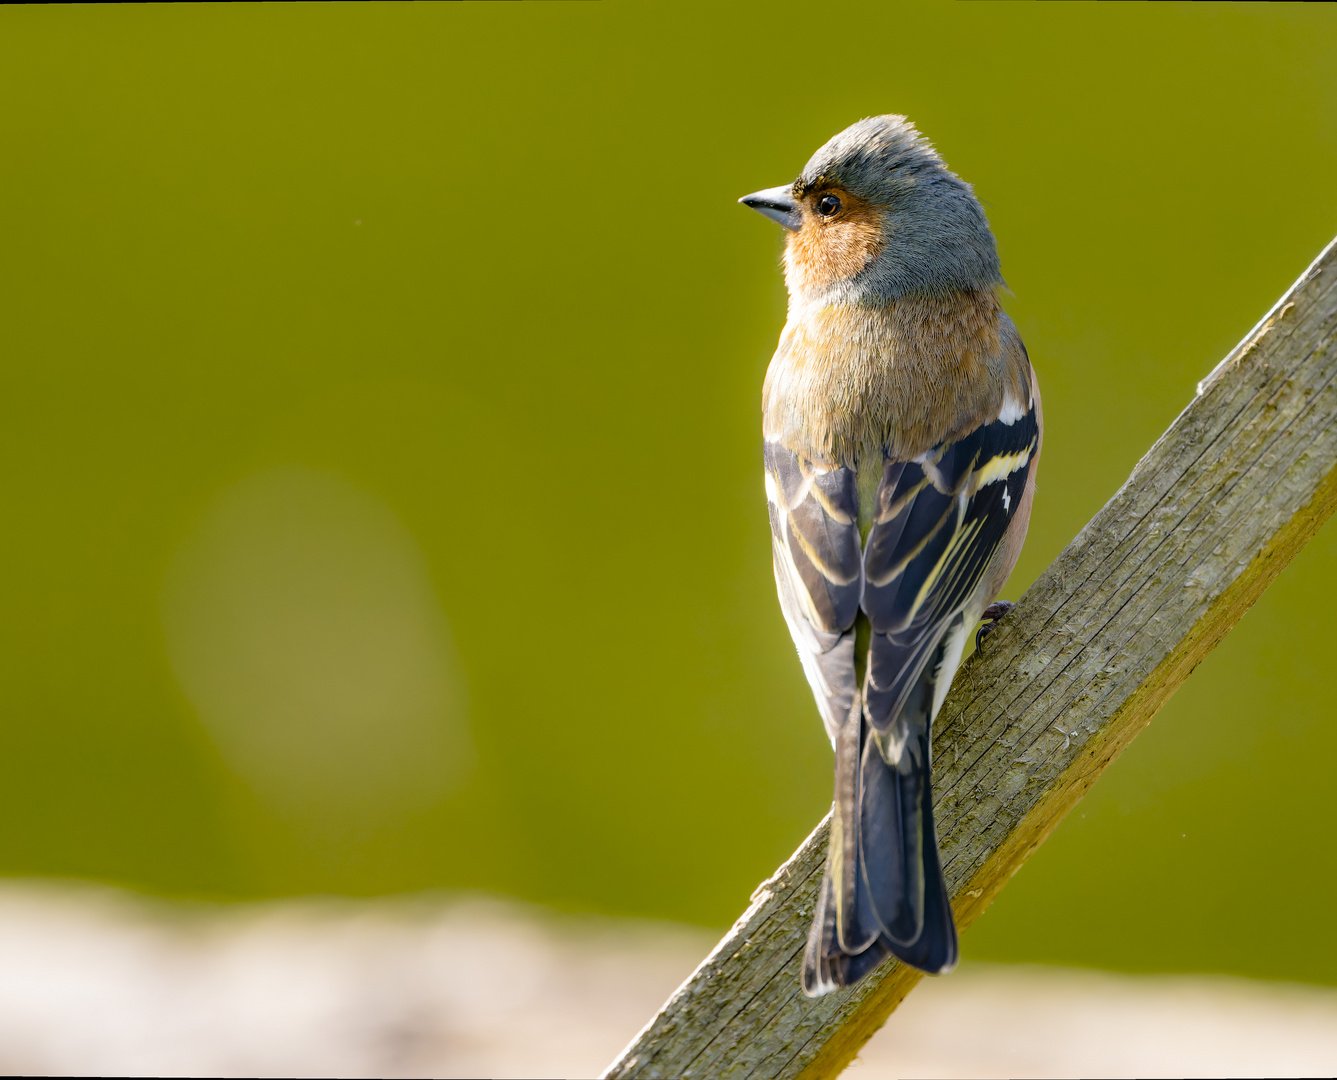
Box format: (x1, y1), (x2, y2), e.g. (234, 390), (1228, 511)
(816, 194), (842, 217)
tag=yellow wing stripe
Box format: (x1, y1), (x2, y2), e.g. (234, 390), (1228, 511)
(865, 500), (957, 589)
(968, 442), (1034, 494)
(906, 508), (981, 628)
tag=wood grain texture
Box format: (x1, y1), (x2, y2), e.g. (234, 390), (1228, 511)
(604, 236), (1337, 1080)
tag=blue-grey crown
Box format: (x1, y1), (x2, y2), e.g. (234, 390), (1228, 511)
(797, 115), (943, 201)
(799, 115), (1002, 300)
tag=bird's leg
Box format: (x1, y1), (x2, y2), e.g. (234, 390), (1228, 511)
(974, 601), (1016, 656)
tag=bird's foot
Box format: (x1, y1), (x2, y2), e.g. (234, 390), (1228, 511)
(975, 601), (1016, 656)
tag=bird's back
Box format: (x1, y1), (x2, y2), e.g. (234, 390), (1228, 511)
(763, 290), (1039, 993)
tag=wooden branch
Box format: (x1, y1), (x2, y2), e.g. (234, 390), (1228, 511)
(604, 235), (1337, 1080)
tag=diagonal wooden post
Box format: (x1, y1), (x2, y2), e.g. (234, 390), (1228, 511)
(604, 235), (1337, 1080)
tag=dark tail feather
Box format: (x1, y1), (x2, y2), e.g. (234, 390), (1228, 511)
(885, 757), (957, 975)
(802, 871), (894, 996)
(871, 722), (957, 974)
(802, 662), (958, 996)
(857, 722), (924, 946)
(831, 699), (879, 956)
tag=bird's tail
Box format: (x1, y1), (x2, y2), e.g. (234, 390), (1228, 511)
(802, 651), (958, 995)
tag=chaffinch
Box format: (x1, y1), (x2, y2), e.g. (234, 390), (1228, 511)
(740, 115), (1042, 994)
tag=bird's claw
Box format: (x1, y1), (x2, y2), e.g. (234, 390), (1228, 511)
(975, 600), (1016, 656)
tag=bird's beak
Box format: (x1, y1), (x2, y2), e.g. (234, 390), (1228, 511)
(739, 185), (802, 232)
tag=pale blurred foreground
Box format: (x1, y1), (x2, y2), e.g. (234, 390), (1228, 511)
(0, 883), (1333, 1078)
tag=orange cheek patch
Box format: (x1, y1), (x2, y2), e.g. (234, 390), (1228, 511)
(786, 203), (885, 293)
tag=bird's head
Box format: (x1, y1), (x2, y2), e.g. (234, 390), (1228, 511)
(740, 115), (1001, 308)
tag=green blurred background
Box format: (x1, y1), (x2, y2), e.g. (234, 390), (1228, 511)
(1, 2), (1335, 985)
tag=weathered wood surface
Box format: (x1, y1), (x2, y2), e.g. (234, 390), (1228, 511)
(604, 235), (1337, 1080)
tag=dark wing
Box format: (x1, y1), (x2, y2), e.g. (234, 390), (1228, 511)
(764, 440), (863, 743)
(861, 403), (1040, 756)
(805, 399), (1040, 995)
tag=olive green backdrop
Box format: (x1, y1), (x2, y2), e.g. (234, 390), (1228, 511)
(1, 3), (1335, 984)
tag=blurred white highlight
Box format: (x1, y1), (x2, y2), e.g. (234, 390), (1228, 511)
(162, 466), (470, 825)
(0, 883), (1335, 1079)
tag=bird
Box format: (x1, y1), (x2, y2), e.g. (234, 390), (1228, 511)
(739, 115), (1041, 995)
